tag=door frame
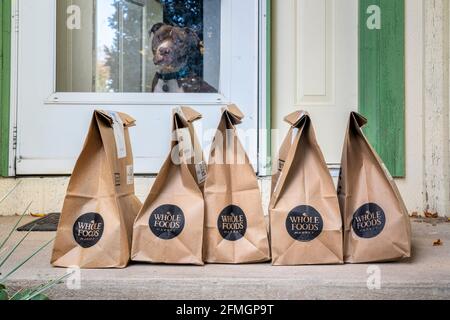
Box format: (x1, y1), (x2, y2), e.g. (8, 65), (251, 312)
(6, 0), (271, 177)
(1, 0), (16, 177)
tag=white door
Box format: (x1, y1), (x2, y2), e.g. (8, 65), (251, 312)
(13, 0), (261, 175)
(272, 0), (358, 167)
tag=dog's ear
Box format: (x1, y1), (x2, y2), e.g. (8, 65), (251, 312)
(149, 23), (164, 37)
(183, 28), (203, 52)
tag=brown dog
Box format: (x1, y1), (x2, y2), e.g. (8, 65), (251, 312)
(149, 23), (217, 93)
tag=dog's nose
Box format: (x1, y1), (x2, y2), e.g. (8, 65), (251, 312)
(159, 47), (171, 56)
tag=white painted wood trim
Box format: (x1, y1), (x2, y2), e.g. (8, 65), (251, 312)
(396, 0), (426, 214)
(422, 0), (450, 215)
(272, 0), (357, 165)
(294, 0), (336, 106)
(45, 92), (228, 106)
(258, 0), (269, 176)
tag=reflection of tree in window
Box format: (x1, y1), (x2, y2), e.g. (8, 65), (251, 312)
(103, 0), (206, 92)
(104, 0), (144, 92)
(160, 0), (203, 37)
(160, 0), (204, 77)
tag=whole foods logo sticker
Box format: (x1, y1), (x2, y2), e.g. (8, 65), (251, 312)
(73, 213), (104, 248)
(149, 204), (185, 240)
(352, 203), (386, 238)
(286, 205), (323, 242)
(217, 205), (247, 241)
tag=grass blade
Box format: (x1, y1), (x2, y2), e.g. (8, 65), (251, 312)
(0, 247), (8, 261)
(8, 288), (26, 300)
(17, 272), (72, 300)
(9, 279), (48, 300)
(0, 181), (21, 204)
(0, 223), (36, 269)
(0, 202), (33, 252)
(0, 238), (54, 284)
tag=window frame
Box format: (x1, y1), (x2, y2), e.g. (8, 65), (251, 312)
(6, 0), (268, 177)
(47, 0), (231, 106)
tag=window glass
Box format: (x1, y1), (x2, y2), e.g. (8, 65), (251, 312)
(56, 0), (220, 93)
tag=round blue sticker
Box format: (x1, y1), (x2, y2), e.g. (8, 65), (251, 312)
(217, 205), (247, 241)
(73, 213), (104, 248)
(352, 203), (386, 238)
(286, 205), (323, 242)
(149, 204), (185, 240)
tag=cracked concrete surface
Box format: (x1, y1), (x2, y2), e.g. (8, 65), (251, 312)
(0, 216), (449, 300)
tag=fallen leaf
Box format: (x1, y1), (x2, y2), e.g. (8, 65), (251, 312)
(410, 212), (419, 218)
(433, 239), (443, 246)
(31, 213), (47, 218)
(425, 211), (439, 219)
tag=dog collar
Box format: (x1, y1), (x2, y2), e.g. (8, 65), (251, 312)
(156, 68), (189, 81)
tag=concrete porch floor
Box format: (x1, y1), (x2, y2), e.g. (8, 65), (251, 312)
(0, 216), (449, 300)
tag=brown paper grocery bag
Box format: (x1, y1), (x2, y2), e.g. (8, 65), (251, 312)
(269, 111), (343, 265)
(51, 110), (142, 269)
(337, 112), (411, 263)
(131, 107), (205, 265)
(203, 105), (270, 264)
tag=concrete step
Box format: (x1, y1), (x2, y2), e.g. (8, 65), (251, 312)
(1, 217), (449, 300)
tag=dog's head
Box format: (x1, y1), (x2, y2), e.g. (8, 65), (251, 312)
(150, 23), (202, 74)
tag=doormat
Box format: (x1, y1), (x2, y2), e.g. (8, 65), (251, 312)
(17, 213), (60, 232)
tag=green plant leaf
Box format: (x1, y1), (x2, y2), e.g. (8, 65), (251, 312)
(12, 272), (71, 301)
(29, 294), (50, 301)
(0, 202), (32, 252)
(0, 222), (36, 269)
(0, 288), (9, 300)
(10, 289), (49, 300)
(0, 238), (54, 283)
(0, 283), (5, 289)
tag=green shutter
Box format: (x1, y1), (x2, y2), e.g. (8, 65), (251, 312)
(0, 0), (12, 177)
(359, 0), (405, 177)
